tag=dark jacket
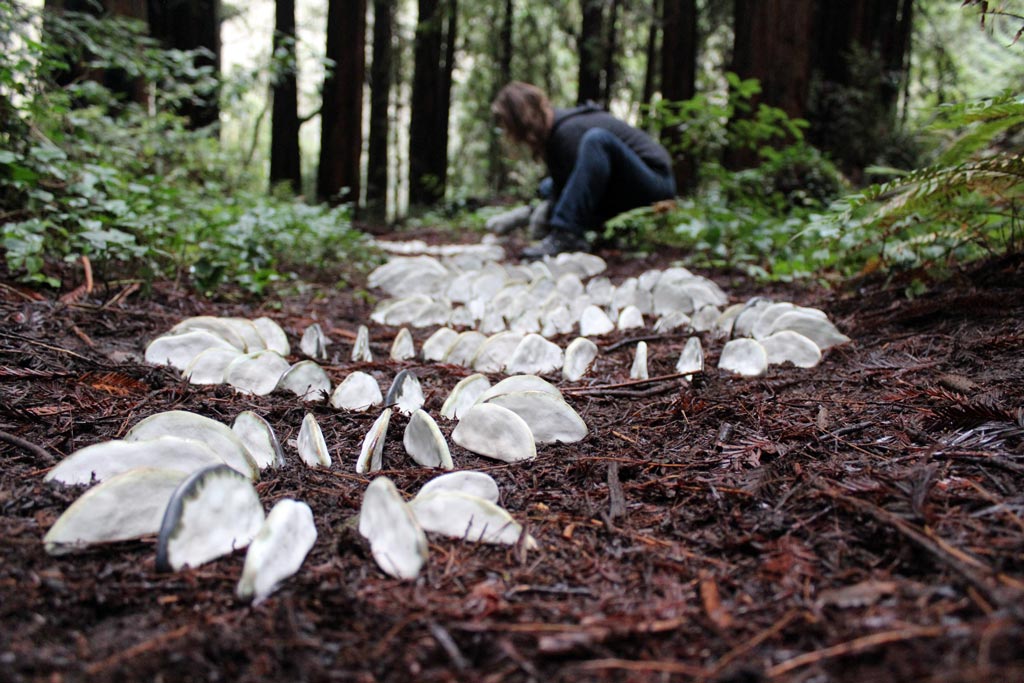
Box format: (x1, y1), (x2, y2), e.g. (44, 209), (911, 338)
(544, 105), (673, 200)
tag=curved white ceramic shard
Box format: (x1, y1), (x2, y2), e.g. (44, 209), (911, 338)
(410, 491), (536, 548)
(169, 316), (248, 349)
(654, 311), (692, 333)
(125, 410), (258, 480)
(505, 334), (564, 375)
(403, 409), (454, 469)
(554, 251), (607, 278)
(352, 325), (373, 363)
(390, 328), (415, 361)
(770, 310), (850, 350)
(714, 303), (746, 336)
(617, 305), (645, 331)
(470, 266), (509, 301)
(145, 330), (237, 371)
(585, 276), (614, 306)
(415, 470), (500, 504)
(638, 268), (663, 292)
(676, 337), (704, 378)
(421, 327), (458, 360)
(719, 338), (769, 377)
(222, 318), (268, 352)
(751, 302), (797, 340)
(358, 477), (428, 580)
(278, 360), (331, 401)
(182, 346), (243, 385)
(43, 468), (189, 554)
(252, 316), (290, 356)
(471, 332), (523, 374)
(630, 341), (649, 380)
(651, 278), (695, 315)
(297, 413), (331, 468)
(237, 499), (317, 604)
(449, 305), (476, 328)
(540, 302), (576, 338)
(444, 331), (487, 367)
(612, 278), (650, 315)
(563, 337), (599, 381)
(330, 371), (383, 412)
(368, 255), (449, 297)
(691, 305), (720, 333)
(556, 273), (585, 299)
(479, 310), (508, 335)
(478, 374), (561, 402)
(45, 437), (224, 486)
(509, 309), (541, 335)
(379, 296), (452, 327)
(452, 403), (536, 462)
(732, 299), (771, 338)
(356, 408), (392, 474)
(760, 330), (822, 368)
(579, 305), (615, 337)
(300, 323), (329, 360)
(156, 465), (265, 572)
(232, 411), (286, 469)
(225, 350), (291, 396)
(386, 369), (425, 415)
(485, 390), (588, 444)
(440, 374), (492, 420)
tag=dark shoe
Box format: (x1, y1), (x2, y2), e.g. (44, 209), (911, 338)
(520, 231), (589, 261)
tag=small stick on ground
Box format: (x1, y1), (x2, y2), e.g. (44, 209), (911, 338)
(607, 460), (626, 521)
(0, 430), (56, 464)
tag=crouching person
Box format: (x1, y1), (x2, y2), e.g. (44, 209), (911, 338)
(491, 81), (677, 260)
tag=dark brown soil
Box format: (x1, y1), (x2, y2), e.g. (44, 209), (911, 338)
(1, 241), (1022, 683)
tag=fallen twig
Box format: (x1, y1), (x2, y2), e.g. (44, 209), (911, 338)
(0, 430), (57, 464)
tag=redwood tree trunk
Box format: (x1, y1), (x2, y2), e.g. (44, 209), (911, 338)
(577, 0), (604, 105)
(602, 0), (621, 103)
(269, 0), (301, 194)
(317, 0), (367, 206)
(489, 0), (513, 192)
(148, 0), (221, 130)
(661, 0), (698, 190)
(365, 0), (393, 220)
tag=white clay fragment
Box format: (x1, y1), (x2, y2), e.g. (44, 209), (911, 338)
(630, 341), (649, 380)
(719, 338), (769, 377)
(440, 374), (491, 420)
(386, 369), (425, 415)
(691, 305), (720, 332)
(224, 350), (291, 396)
(252, 316), (290, 356)
(676, 337), (704, 379)
(760, 330), (822, 368)
(220, 318), (268, 352)
(444, 331), (487, 366)
(478, 374), (561, 402)
(471, 332), (523, 373)
(352, 325), (373, 363)
(390, 328), (415, 361)
(358, 477), (428, 580)
(505, 334), (564, 375)
(654, 311), (692, 333)
(485, 390), (588, 444)
(300, 323), (329, 360)
(579, 305), (615, 336)
(415, 470), (500, 504)
(278, 360), (331, 401)
(561, 337), (597, 382)
(232, 411), (286, 469)
(356, 408), (392, 474)
(330, 371), (383, 412)
(169, 316), (247, 349)
(156, 465), (265, 572)
(237, 499), (317, 604)
(43, 468), (189, 555)
(770, 310), (850, 350)
(297, 413), (331, 468)
(452, 403), (537, 462)
(182, 346), (243, 385)
(409, 491), (536, 548)
(145, 330), (237, 371)
(403, 409), (454, 469)
(617, 305), (645, 331)
(45, 437), (224, 487)
(125, 410), (258, 480)
(421, 327), (459, 361)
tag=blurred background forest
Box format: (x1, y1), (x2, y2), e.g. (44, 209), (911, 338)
(0, 0), (1022, 294)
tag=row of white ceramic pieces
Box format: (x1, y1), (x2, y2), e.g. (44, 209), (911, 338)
(44, 463), (316, 604)
(350, 372), (589, 473)
(368, 251), (608, 300)
(369, 238), (507, 273)
(359, 472), (534, 580)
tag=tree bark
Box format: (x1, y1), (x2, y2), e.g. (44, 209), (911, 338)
(641, 0), (661, 120)
(661, 0), (698, 190)
(365, 0), (393, 219)
(269, 0), (301, 194)
(148, 0), (221, 130)
(488, 0), (513, 192)
(317, 0), (367, 207)
(602, 0), (621, 103)
(577, 0), (604, 105)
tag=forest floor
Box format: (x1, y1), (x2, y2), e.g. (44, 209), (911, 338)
(1, 228), (1023, 683)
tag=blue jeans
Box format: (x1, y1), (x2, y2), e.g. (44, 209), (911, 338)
(549, 128), (676, 238)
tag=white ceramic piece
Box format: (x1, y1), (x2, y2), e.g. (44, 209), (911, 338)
(770, 310), (850, 350)
(125, 410), (258, 480)
(471, 332), (523, 374)
(386, 370), (425, 416)
(415, 471), (500, 504)
(145, 330), (237, 371)
(505, 334), (563, 375)
(617, 306), (645, 331)
(300, 323), (329, 360)
(444, 331), (488, 367)
(45, 437), (224, 487)
(297, 413), (331, 468)
(579, 305), (615, 337)
(403, 409), (454, 469)
(422, 328), (460, 361)
(358, 477), (428, 580)
(676, 337), (704, 378)
(330, 371), (383, 412)
(630, 341), (649, 380)
(356, 408), (392, 474)
(352, 325), (373, 363)
(719, 338), (769, 377)
(232, 411), (286, 469)
(485, 391), (588, 444)
(390, 328), (416, 361)
(410, 491), (536, 548)
(278, 360), (331, 401)
(451, 403), (536, 462)
(760, 330), (822, 368)
(182, 346), (243, 385)
(225, 350), (291, 396)
(252, 316), (290, 356)
(562, 337), (599, 381)
(237, 499), (317, 604)
(440, 374), (492, 420)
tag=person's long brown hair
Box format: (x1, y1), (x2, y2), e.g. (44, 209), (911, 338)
(490, 82), (554, 159)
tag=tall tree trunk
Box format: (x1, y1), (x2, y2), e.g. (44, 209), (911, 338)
(577, 0), (604, 104)
(409, 0), (456, 208)
(269, 0), (301, 194)
(641, 0), (661, 120)
(317, 0), (367, 206)
(661, 0), (698, 190)
(489, 0), (513, 192)
(602, 0), (621, 104)
(148, 0), (221, 130)
(366, 0), (393, 220)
